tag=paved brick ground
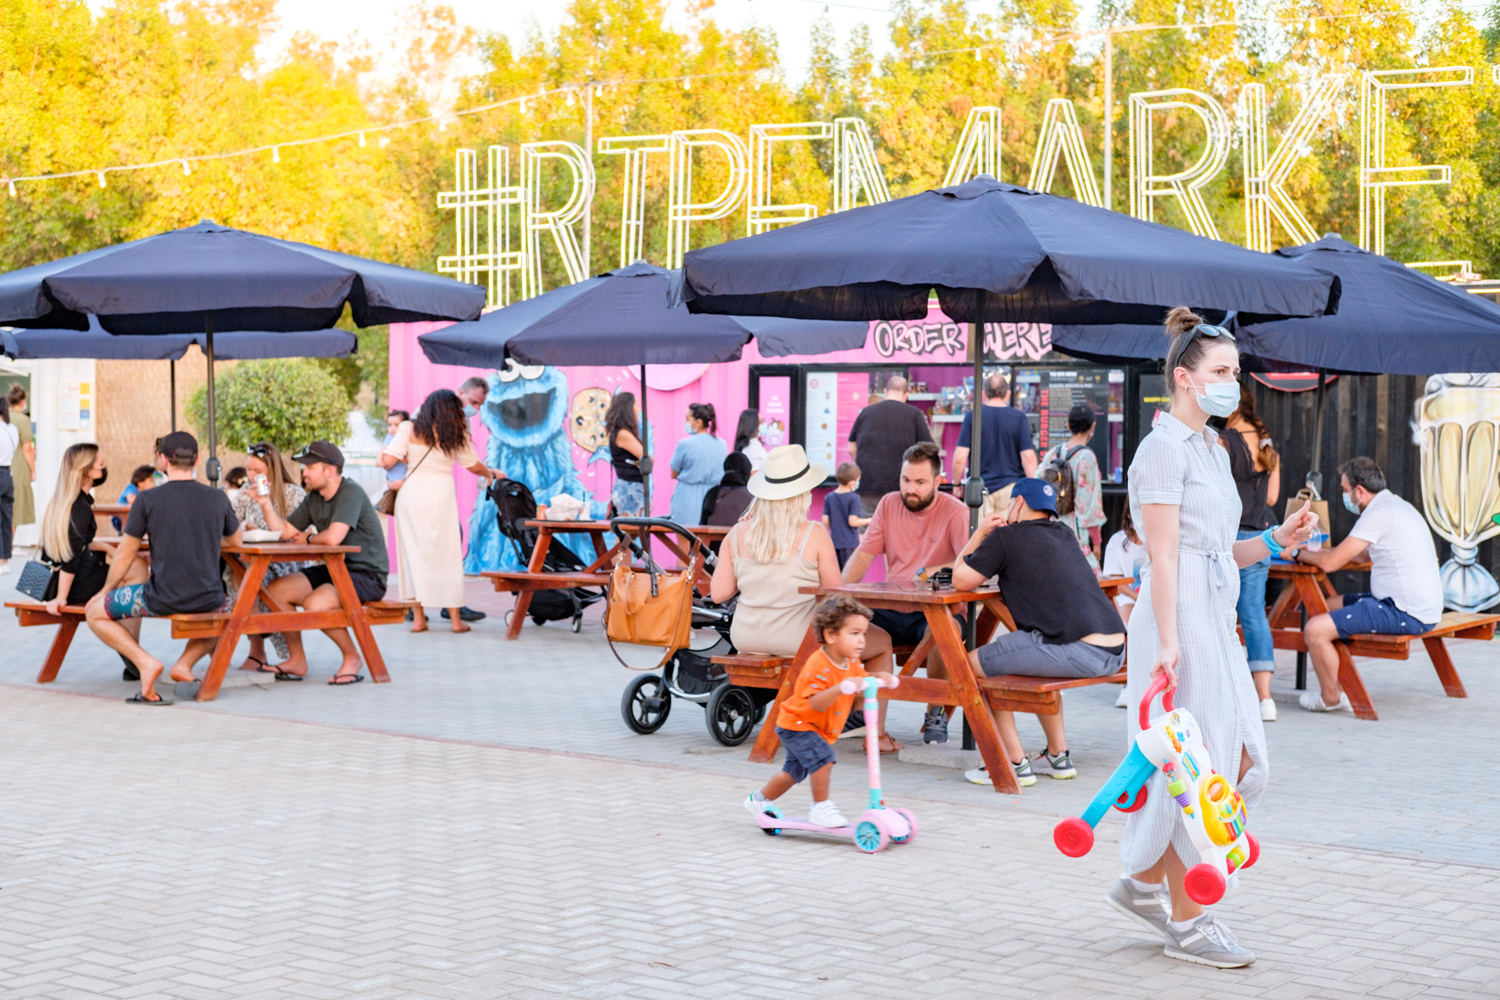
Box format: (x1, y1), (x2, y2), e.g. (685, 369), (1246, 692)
(3, 576), (1499, 996)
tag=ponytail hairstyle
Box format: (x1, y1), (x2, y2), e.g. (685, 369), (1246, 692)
(1232, 382), (1279, 473)
(41, 444), (99, 565)
(1163, 306), (1236, 408)
(689, 402), (717, 436)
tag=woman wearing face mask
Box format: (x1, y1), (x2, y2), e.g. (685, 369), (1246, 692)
(1112, 308), (1319, 969)
(40, 444), (149, 620)
(668, 402), (726, 525)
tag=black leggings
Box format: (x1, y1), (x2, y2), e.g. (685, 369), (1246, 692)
(0, 466), (13, 560)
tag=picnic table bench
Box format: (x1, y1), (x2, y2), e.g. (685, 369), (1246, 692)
(1268, 560), (1500, 720)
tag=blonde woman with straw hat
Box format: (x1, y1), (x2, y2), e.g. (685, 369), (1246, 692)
(710, 444), (901, 752)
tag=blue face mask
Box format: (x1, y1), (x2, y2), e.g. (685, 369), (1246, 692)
(1343, 492), (1362, 516)
(1188, 379), (1240, 419)
(684, 422), (696, 435)
(463, 405), (478, 418)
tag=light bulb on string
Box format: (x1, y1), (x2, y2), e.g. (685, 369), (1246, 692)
(520, 97), (528, 114)
(438, 117), (446, 131)
(272, 146), (280, 163)
(566, 90), (575, 106)
(97, 172), (106, 188)
(683, 77), (691, 91)
(1308, 16), (1317, 32)
(895, 17), (903, 28)
(181, 160), (191, 176)
(974, 47), (982, 61)
(358, 131), (366, 147)
(7, 180), (15, 197)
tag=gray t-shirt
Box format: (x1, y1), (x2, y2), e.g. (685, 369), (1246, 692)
(124, 479), (239, 615)
(288, 478), (389, 580)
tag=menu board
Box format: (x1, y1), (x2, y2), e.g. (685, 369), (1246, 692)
(803, 371), (873, 471)
(1012, 366), (1126, 483)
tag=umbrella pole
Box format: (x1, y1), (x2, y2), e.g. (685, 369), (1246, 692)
(1307, 369), (1326, 498)
(966, 298), (986, 655)
(204, 311), (220, 485)
(170, 360), (177, 432)
(640, 363), (650, 516)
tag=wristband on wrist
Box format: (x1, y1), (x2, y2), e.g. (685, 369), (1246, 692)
(1261, 526), (1284, 557)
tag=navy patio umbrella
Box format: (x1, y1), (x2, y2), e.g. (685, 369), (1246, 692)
(0, 220), (484, 478)
(420, 260), (868, 512)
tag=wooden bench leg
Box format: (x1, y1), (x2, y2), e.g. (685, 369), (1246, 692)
(926, 606), (1019, 794)
(1422, 637), (1467, 698)
(507, 592), (533, 640)
(1335, 643), (1379, 721)
(198, 556), (269, 702)
(327, 556), (391, 684)
(37, 621), (78, 683)
(747, 630), (819, 764)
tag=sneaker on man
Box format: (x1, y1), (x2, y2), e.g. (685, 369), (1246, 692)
(1105, 877), (1171, 935)
(1298, 690), (1353, 714)
(922, 706), (949, 744)
(1114, 686), (1128, 708)
(807, 800), (848, 828)
(838, 709), (867, 740)
(1033, 749), (1077, 779)
(965, 756), (1036, 787)
(1163, 914), (1256, 968)
(743, 793), (777, 819)
(1259, 698), (1278, 722)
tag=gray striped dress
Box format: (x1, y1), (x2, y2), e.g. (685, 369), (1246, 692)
(1121, 412), (1269, 874)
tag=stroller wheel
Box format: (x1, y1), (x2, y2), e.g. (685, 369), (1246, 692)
(572, 615), (582, 633)
(706, 682), (757, 746)
(622, 674), (672, 734)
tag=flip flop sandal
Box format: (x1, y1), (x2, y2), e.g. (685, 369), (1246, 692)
(126, 693), (174, 706)
(328, 673), (364, 686)
(243, 656), (274, 673)
(273, 669), (304, 682)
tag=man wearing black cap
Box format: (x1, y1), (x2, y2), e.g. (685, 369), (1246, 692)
(258, 441), (389, 684)
(85, 431), (242, 705)
(951, 477), (1126, 788)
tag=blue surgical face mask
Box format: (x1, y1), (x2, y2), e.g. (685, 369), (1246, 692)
(1188, 379), (1240, 419)
(1343, 492), (1362, 515)
(684, 421), (695, 435)
(463, 405), (478, 418)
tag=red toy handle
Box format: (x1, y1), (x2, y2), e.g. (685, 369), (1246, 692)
(1138, 674), (1176, 731)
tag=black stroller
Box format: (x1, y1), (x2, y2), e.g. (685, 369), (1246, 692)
(609, 517), (776, 746)
(491, 479), (606, 633)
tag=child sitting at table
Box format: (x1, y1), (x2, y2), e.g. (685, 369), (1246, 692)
(742, 595), (895, 829)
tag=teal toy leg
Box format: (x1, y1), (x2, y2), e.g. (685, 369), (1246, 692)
(1081, 744), (1156, 828)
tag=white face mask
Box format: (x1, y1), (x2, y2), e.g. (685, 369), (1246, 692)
(1187, 379), (1240, 419)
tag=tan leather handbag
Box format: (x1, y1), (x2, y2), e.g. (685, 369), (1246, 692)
(606, 548), (699, 667)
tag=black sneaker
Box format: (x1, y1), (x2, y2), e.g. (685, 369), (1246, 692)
(922, 707), (949, 744)
(442, 607), (487, 622)
(838, 709), (867, 739)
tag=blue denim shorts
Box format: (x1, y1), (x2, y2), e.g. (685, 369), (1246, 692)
(777, 726), (836, 783)
(1334, 593), (1435, 640)
(611, 480), (644, 517)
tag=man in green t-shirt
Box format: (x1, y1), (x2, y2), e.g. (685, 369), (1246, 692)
(257, 441), (389, 684)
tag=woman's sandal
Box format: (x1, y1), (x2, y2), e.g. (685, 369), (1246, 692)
(878, 734), (904, 754)
(273, 669), (304, 682)
(126, 692), (173, 706)
(328, 672), (364, 686)
(241, 656), (273, 673)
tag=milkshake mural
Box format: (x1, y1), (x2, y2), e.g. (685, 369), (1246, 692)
(1417, 373), (1500, 612)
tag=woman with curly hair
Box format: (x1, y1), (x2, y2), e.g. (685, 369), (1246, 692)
(382, 389), (504, 633)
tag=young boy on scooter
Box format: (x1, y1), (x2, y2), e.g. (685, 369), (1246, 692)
(743, 595), (898, 828)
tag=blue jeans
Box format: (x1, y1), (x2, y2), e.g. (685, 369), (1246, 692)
(1236, 528), (1275, 673)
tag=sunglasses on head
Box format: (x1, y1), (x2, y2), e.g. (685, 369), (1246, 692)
(1169, 323), (1235, 371)
(247, 443), (272, 458)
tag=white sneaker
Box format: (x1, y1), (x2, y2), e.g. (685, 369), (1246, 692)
(743, 793), (776, 818)
(1299, 691), (1353, 714)
(1259, 698), (1277, 722)
(807, 800), (848, 828)
(1114, 687), (1129, 708)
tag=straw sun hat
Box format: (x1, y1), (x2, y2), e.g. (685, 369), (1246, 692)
(747, 444), (828, 501)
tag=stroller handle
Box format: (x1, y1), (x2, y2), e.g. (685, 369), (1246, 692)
(609, 517), (707, 549)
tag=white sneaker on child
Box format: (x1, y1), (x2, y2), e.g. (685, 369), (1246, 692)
(743, 793), (776, 819)
(807, 800), (848, 828)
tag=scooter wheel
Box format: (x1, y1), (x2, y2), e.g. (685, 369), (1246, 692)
(853, 814), (891, 854)
(1113, 784), (1148, 813)
(762, 825), (782, 836)
(889, 807), (918, 844)
(1241, 832), (1260, 869)
(1053, 817), (1095, 857)
(1183, 863), (1227, 905)
(621, 674), (671, 734)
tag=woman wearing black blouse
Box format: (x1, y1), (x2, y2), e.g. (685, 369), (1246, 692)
(40, 444), (148, 619)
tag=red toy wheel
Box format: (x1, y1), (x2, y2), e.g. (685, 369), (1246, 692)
(1183, 863), (1227, 904)
(1113, 784), (1148, 813)
(1241, 832), (1260, 869)
(1053, 817), (1095, 857)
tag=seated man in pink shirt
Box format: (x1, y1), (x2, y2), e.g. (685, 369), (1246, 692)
(842, 441), (972, 744)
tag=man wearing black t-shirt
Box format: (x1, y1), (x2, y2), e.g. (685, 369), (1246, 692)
(85, 432), (242, 705)
(847, 375), (933, 517)
(950, 478), (1125, 788)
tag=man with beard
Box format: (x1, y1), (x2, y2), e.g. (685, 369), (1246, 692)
(841, 441), (971, 744)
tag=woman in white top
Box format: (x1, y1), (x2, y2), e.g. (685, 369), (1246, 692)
(732, 408), (769, 472)
(381, 389), (504, 633)
(710, 445), (900, 752)
(0, 394), (19, 573)
(1115, 309), (1318, 968)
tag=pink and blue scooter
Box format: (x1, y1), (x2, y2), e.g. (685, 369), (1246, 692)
(755, 674), (917, 853)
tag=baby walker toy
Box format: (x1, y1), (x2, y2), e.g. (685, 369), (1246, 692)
(1052, 676), (1259, 904)
(756, 675), (917, 854)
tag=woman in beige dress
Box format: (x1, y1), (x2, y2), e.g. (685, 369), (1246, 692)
(709, 444), (900, 751)
(381, 389), (503, 633)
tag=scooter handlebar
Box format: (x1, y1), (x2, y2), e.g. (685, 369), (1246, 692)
(1139, 674), (1175, 730)
(839, 675), (901, 695)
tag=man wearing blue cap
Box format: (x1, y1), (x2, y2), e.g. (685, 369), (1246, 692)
(951, 477), (1126, 788)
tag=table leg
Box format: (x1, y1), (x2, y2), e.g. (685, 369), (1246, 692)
(924, 606), (1018, 794)
(508, 526), (553, 640)
(197, 555), (269, 702)
(897, 631), (935, 676)
(1294, 575), (1334, 694)
(1422, 637), (1467, 698)
(36, 621), (78, 683)
(327, 555), (390, 684)
(747, 629), (820, 765)
(1334, 643), (1378, 721)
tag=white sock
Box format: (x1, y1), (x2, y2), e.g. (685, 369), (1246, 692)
(751, 791), (767, 802)
(1126, 876), (1164, 893)
(1169, 916), (1200, 932)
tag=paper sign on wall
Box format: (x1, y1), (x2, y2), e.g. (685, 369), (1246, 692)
(56, 381), (91, 432)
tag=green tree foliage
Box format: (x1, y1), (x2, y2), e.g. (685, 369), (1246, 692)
(187, 358), (352, 454)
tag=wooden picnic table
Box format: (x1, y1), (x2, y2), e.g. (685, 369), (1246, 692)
(1266, 559), (1499, 720)
(484, 520), (730, 640)
(11, 536), (407, 702)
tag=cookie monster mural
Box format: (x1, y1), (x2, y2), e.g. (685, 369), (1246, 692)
(464, 361), (606, 573)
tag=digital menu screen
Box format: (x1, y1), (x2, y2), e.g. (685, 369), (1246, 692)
(1012, 366), (1127, 483)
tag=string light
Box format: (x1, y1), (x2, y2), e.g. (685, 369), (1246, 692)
(520, 97), (528, 114)
(974, 47), (982, 60)
(439, 117), (447, 131)
(683, 77), (692, 91)
(895, 17), (903, 28)
(181, 159), (191, 175)
(1309, 16), (1318, 32)
(358, 131), (366, 146)
(566, 90), (575, 106)
(97, 172), (106, 187)
(8, 181), (15, 197)
(272, 146), (280, 163)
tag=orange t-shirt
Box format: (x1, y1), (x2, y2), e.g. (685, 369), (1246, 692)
(776, 648), (868, 743)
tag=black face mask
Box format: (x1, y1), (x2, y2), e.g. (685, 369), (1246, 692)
(93, 467), (108, 486)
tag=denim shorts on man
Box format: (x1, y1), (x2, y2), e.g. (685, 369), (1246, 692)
(776, 726), (837, 783)
(1333, 592), (1434, 640)
(977, 628), (1123, 679)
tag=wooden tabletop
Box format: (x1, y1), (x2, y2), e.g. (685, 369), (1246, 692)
(1269, 558), (1372, 575)
(799, 581), (1001, 607)
(522, 519), (730, 537)
(91, 503), (131, 515)
(92, 536), (359, 557)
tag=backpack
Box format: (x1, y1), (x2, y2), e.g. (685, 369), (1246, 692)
(1040, 445), (1085, 518)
